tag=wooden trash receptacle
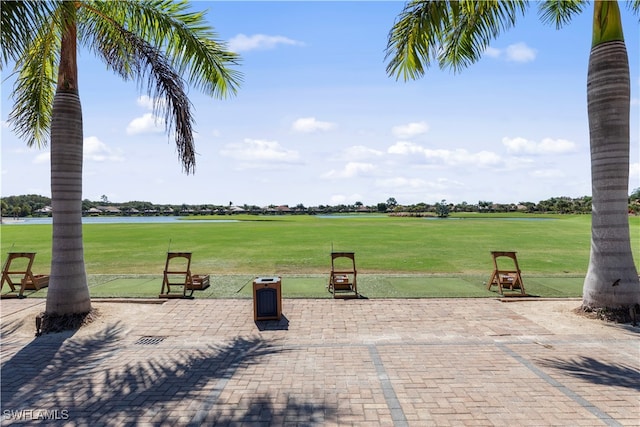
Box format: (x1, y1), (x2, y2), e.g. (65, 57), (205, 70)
(253, 276), (282, 321)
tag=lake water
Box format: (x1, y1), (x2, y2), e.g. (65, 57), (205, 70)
(0, 216), (239, 225)
(1, 215), (556, 225)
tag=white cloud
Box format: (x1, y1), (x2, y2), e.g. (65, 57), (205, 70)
(126, 113), (165, 135)
(84, 136), (124, 162)
(485, 42), (536, 63)
(220, 138), (300, 167)
(391, 121), (429, 139)
(630, 162), (640, 179)
(337, 145), (384, 161)
(373, 177), (466, 204)
(136, 95), (155, 110)
(502, 136), (577, 154)
(228, 34), (304, 52)
(376, 176), (429, 189)
(483, 47), (501, 58)
(322, 162), (375, 179)
(291, 117), (336, 133)
(388, 142), (501, 167)
(34, 152), (50, 164)
(530, 169), (566, 179)
(424, 148), (501, 166)
(387, 141), (425, 155)
(505, 42), (536, 62)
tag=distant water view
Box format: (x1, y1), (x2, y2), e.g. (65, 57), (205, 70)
(0, 216), (239, 225)
(1, 214), (561, 225)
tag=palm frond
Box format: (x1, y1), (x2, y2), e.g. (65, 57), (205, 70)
(97, 0), (242, 98)
(0, 1), (54, 69)
(386, 1), (450, 81)
(7, 3), (62, 147)
(538, 0), (588, 29)
(627, 0), (640, 21)
(74, 0), (243, 173)
(386, 0), (528, 80)
(442, 0), (528, 72)
(78, 5), (196, 172)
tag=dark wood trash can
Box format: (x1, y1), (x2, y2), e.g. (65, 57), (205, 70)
(253, 276), (282, 321)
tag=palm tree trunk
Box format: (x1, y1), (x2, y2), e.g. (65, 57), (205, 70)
(45, 90), (91, 315)
(45, 91), (91, 315)
(45, 11), (91, 315)
(583, 40), (640, 309)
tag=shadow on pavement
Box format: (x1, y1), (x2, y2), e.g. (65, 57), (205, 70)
(537, 355), (640, 391)
(1, 328), (336, 424)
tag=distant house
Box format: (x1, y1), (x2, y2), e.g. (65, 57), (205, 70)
(97, 206), (122, 215)
(35, 206), (53, 215)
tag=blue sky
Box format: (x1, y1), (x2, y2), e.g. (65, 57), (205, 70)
(2, 1), (639, 207)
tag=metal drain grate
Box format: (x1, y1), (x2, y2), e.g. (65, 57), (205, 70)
(135, 336), (166, 345)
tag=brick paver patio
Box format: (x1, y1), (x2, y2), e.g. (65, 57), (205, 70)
(1, 298), (638, 426)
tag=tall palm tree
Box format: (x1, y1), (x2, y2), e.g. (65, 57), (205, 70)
(1, 1), (241, 319)
(386, 0), (639, 310)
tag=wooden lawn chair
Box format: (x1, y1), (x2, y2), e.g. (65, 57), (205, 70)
(1, 252), (49, 298)
(158, 252), (210, 298)
(486, 251), (526, 295)
(328, 252), (358, 299)
(159, 252), (195, 299)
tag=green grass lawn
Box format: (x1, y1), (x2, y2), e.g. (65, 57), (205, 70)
(14, 274), (586, 299)
(2, 214), (638, 298)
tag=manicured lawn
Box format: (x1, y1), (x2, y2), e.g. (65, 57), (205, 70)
(14, 274), (586, 299)
(2, 214), (638, 298)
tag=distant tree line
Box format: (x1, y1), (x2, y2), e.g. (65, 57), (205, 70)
(2, 190), (639, 218)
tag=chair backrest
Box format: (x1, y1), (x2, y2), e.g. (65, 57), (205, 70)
(490, 251), (520, 272)
(3, 252), (36, 275)
(1, 253), (37, 289)
(331, 252), (356, 271)
(164, 252), (192, 273)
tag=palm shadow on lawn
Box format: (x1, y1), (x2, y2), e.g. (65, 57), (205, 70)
(1, 323), (335, 425)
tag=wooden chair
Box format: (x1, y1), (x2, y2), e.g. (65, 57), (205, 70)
(486, 251), (526, 295)
(159, 252), (195, 298)
(328, 252), (358, 299)
(1, 252), (49, 298)
(159, 252), (210, 298)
